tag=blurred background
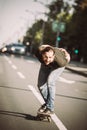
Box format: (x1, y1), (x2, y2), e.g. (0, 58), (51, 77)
(0, 0), (87, 63)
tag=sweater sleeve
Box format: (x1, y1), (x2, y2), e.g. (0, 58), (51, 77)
(54, 47), (70, 67)
(34, 47), (44, 63)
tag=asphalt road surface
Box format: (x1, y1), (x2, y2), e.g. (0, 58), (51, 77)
(0, 54), (87, 130)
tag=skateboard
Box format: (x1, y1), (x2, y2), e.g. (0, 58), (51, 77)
(36, 111), (52, 122)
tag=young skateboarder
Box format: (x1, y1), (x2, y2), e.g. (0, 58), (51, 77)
(35, 44), (70, 115)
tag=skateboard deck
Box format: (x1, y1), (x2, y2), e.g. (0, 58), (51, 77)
(36, 111), (52, 122)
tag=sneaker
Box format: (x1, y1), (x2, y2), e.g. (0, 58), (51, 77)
(38, 104), (46, 112)
(43, 108), (54, 115)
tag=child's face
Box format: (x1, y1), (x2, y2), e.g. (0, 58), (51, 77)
(42, 50), (55, 65)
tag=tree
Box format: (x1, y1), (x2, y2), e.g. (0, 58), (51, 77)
(66, 0), (87, 62)
(48, 0), (63, 20)
(23, 0), (87, 63)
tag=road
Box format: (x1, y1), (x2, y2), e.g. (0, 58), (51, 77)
(0, 54), (87, 130)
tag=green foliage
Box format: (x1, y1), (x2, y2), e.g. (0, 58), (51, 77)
(48, 0), (63, 20)
(65, 0), (87, 62)
(23, 0), (87, 62)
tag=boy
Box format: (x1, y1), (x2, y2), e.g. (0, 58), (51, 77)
(35, 45), (70, 114)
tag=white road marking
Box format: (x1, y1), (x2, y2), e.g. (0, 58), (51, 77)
(27, 60), (35, 63)
(28, 85), (68, 130)
(8, 60), (12, 64)
(28, 85), (44, 104)
(4, 55), (12, 64)
(59, 77), (75, 84)
(12, 64), (17, 70)
(4, 55), (17, 70)
(4, 55), (9, 61)
(4, 55), (25, 79)
(51, 114), (67, 130)
(17, 71), (25, 79)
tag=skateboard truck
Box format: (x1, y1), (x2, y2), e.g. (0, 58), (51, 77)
(36, 111), (52, 122)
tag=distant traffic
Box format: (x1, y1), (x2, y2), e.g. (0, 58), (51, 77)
(0, 43), (27, 55)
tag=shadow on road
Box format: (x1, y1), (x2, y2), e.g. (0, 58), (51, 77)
(0, 110), (37, 121)
(0, 85), (31, 92)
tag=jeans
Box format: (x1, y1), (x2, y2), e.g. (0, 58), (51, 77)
(38, 64), (65, 111)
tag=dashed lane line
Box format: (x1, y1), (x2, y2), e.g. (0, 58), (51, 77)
(27, 60), (35, 63)
(59, 77), (75, 84)
(17, 71), (25, 79)
(4, 56), (25, 79)
(11, 64), (17, 70)
(8, 60), (12, 65)
(28, 85), (68, 130)
(4, 55), (9, 61)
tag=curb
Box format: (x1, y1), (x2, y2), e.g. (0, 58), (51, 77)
(65, 67), (87, 77)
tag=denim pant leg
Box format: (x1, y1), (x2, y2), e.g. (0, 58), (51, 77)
(46, 67), (65, 111)
(38, 64), (50, 102)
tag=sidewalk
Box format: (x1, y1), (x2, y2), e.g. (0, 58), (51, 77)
(66, 61), (87, 77)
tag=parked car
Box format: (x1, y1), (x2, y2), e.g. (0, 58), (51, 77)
(0, 44), (14, 54)
(0, 44), (11, 54)
(10, 43), (27, 55)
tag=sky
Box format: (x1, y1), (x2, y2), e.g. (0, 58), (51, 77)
(0, 0), (53, 47)
(0, 0), (75, 47)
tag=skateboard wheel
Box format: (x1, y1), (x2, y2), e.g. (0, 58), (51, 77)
(47, 117), (51, 122)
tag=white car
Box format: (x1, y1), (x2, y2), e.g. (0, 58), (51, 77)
(10, 43), (26, 55)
